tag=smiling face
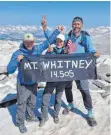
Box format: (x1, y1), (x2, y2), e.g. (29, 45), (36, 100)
(23, 40), (34, 50)
(72, 21), (82, 34)
(56, 38), (64, 48)
(23, 33), (35, 50)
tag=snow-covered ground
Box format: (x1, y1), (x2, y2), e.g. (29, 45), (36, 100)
(0, 26), (110, 135)
(0, 83), (110, 135)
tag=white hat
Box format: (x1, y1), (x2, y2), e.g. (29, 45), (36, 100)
(23, 33), (34, 41)
(56, 34), (65, 41)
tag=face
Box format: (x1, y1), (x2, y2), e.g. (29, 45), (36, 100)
(56, 38), (64, 48)
(23, 40), (34, 50)
(72, 21), (82, 34)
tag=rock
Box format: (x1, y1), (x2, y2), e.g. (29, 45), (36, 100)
(0, 85), (12, 94)
(97, 74), (110, 83)
(93, 80), (109, 89)
(0, 66), (7, 73)
(101, 88), (110, 99)
(93, 80), (110, 99)
(106, 73), (110, 77)
(0, 74), (8, 82)
(97, 64), (110, 74)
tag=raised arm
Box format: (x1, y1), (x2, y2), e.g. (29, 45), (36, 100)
(41, 15), (64, 40)
(35, 26), (63, 54)
(41, 15), (51, 39)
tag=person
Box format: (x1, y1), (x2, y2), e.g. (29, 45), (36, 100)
(39, 34), (67, 127)
(41, 15), (100, 127)
(7, 26), (63, 133)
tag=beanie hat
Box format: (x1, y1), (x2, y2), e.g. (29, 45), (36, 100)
(72, 16), (83, 24)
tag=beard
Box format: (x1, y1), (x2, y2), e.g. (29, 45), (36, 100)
(73, 27), (81, 33)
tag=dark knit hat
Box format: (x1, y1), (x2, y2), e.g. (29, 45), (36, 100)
(72, 16), (83, 24)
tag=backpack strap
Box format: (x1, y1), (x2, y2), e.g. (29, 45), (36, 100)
(81, 30), (90, 37)
(68, 30), (72, 37)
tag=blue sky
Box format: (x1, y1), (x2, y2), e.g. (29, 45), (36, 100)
(0, 1), (110, 28)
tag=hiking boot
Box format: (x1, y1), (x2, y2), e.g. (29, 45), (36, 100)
(62, 103), (74, 115)
(18, 124), (27, 133)
(53, 116), (59, 124)
(26, 116), (39, 122)
(87, 117), (97, 127)
(62, 108), (70, 115)
(39, 117), (49, 127)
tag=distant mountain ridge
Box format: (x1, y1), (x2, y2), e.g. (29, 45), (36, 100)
(0, 25), (110, 54)
(0, 25), (110, 41)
